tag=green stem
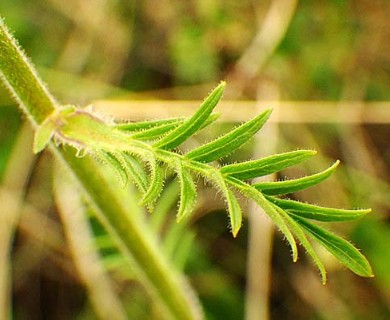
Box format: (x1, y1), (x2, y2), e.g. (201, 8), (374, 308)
(0, 18), (200, 320)
(0, 18), (58, 124)
(60, 148), (199, 320)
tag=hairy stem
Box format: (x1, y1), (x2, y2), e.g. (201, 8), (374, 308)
(59, 148), (200, 319)
(0, 17), (200, 320)
(0, 18), (58, 124)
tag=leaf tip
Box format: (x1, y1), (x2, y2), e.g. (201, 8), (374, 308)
(261, 108), (273, 121)
(367, 272), (375, 278)
(219, 80), (227, 88)
(319, 267), (328, 285)
(360, 260), (374, 278)
(292, 247), (298, 262)
(213, 80), (226, 99)
(327, 159), (341, 173)
(232, 226), (240, 238)
(358, 208), (372, 219)
(210, 81), (226, 97)
(301, 149), (317, 157)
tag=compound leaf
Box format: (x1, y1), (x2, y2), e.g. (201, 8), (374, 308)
(35, 80), (372, 283)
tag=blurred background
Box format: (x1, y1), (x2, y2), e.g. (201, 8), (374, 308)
(1, 0), (390, 319)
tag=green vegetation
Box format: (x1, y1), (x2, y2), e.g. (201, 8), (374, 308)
(1, 2), (389, 319)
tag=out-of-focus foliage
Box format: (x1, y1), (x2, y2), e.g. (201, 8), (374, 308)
(1, 0), (389, 319)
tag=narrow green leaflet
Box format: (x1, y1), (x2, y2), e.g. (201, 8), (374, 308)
(225, 189), (242, 238)
(254, 161), (340, 195)
(140, 155), (165, 206)
(213, 173), (242, 237)
(175, 160), (197, 222)
(186, 109), (272, 163)
(98, 151), (128, 186)
(267, 196), (371, 222)
(154, 81), (225, 150)
(132, 113), (220, 141)
(221, 150), (316, 180)
(122, 153), (149, 194)
(116, 117), (185, 132)
(226, 176), (298, 259)
(274, 205), (327, 283)
(132, 121), (184, 140)
(292, 215), (374, 277)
